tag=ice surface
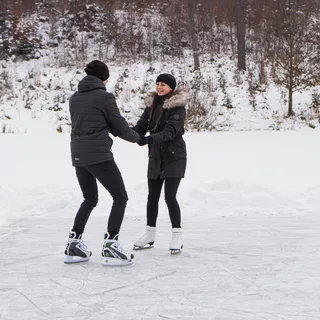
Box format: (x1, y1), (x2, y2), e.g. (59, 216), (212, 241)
(0, 131), (319, 319)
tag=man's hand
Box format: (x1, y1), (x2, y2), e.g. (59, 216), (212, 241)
(137, 135), (153, 146)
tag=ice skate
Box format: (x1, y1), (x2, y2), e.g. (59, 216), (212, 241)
(133, 226), (156, 250)
(101, 232), (134, 266)
(169, 228), (183, 254)
(64, 231), (92, 264)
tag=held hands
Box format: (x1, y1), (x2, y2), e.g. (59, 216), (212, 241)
(137, 135), (153, 146)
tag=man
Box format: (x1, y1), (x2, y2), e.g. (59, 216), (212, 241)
(64, 60), (140, 266)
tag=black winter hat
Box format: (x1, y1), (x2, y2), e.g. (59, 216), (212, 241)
(85, 60), (110, 81)
(156, 73), (177, 91)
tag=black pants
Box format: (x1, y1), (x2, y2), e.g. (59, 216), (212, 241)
(72, 160), (128, 239)
(147, 178), (181, 228)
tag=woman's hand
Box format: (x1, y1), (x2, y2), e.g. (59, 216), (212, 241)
(137, 135), (153, 146)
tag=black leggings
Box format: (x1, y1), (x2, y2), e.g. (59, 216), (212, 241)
(73, 160), (128, 239)
(147, 178), (181, 228)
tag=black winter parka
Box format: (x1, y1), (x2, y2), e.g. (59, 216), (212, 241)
(133, 89), (190, 179)
(69, 75), (139, 166)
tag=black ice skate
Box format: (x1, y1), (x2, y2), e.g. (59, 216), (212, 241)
(101, 232), (134, 266)
(64, 231), (92, 264)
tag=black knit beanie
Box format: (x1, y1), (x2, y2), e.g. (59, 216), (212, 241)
(84, 60), (110, 81)
(156, 73), (177, 90)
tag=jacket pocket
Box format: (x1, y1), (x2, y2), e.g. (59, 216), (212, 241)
(168, 144), (186, 160)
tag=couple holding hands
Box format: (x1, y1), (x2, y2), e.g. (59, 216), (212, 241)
(64, 60), (189, 266)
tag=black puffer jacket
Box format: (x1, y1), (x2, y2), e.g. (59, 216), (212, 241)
(133, 89), (190, 179)
(69, 75), (139, 166)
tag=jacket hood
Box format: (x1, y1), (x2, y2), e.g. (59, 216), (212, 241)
(144, 88), (190, 110)
(78, 75), (106, 93)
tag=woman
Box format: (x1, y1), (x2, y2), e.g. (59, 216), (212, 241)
(133, 73), (190, 253)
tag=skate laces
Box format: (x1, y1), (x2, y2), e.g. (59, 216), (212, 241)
(108, 239), (129, 256)
(113, 240), (126, 253)
(78, 239), (88, 251)
(69, 238), (89, 252)
(138, 232), (148, 242)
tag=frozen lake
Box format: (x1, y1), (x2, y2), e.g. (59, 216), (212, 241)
(0, 131), (319, 319)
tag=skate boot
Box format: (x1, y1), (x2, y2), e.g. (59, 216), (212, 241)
(169, 228), (183, 254)
(64, 231), (92, 264)
(101, 232), (134, 266)
(133, 226), (156, 250)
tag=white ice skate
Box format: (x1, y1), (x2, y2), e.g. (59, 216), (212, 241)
(169, 228), (183, 254)
(64, 231), (92, 264)
(133, 226), (156, 250)
(101, 233), (134, 266)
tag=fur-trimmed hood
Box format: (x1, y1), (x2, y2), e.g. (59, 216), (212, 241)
(144, 88), (190, 110)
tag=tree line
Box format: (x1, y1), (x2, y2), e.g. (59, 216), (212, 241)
(0, 0), (320, 116)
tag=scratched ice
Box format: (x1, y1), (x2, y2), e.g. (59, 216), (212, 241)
(0, 131), (319, 320)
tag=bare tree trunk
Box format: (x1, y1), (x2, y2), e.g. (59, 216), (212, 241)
(229, 23), (234, 55)
(146, 17), (152, 62)
(236, 0), (246, 71)
(0, 0), (8, 60)
(288, 84), (293, 117)
(187, 0), (200, 71)
(288, 47), (294, 116)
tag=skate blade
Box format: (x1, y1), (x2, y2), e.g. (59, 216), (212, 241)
(64, 255), (90, 264)
(170, 245), (183, 255)
(170, 249), (182, 255)
(133, 244), (154, 251)
(101, 257), (133, 266)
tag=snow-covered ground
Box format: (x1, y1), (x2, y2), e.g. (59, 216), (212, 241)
(1, 56), (320, 134)
(0, 131), (320, 320)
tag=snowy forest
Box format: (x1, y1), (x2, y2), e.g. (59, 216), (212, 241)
(1, 0), (320, 133)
